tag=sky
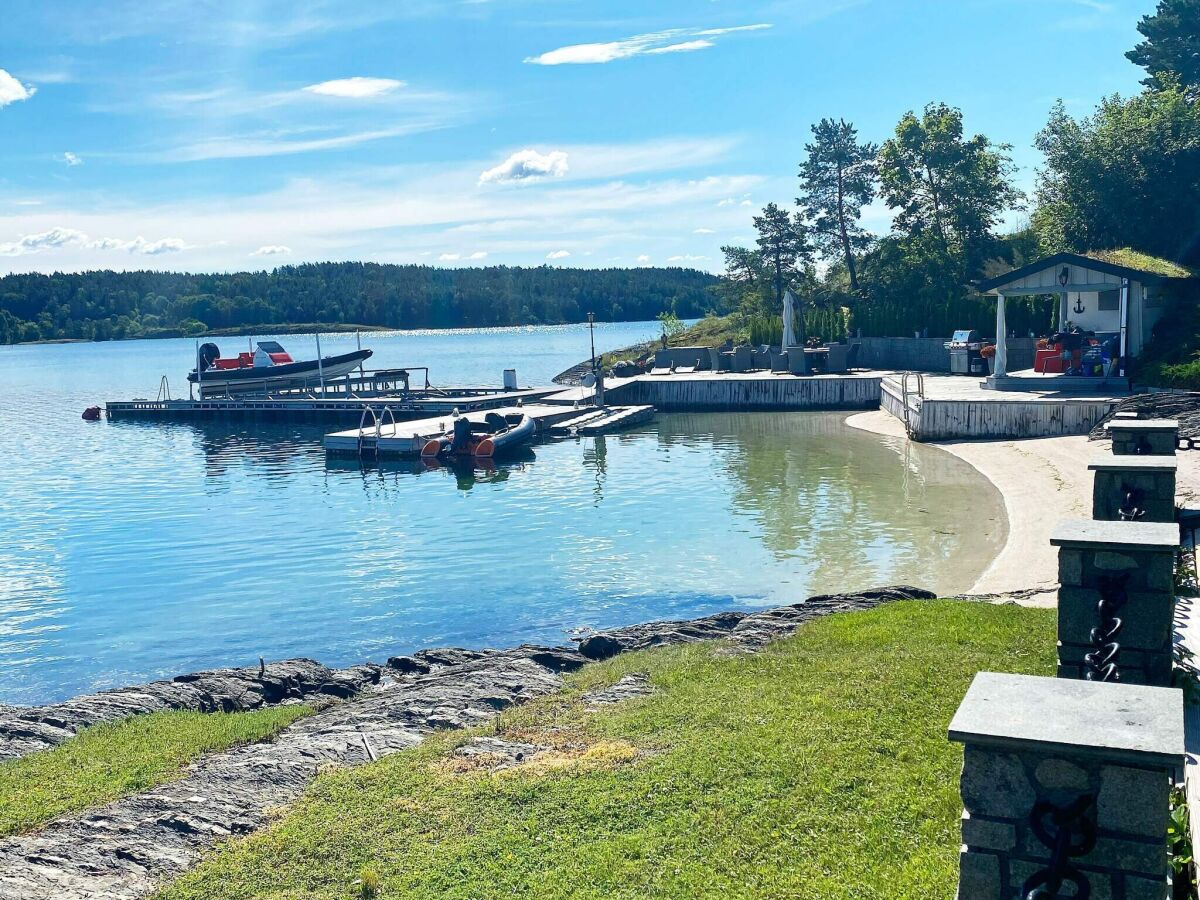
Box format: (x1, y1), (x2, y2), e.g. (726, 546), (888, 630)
(0, 0), (1157, 276)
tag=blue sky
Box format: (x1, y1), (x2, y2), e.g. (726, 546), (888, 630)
(0, 0), (1155, 275)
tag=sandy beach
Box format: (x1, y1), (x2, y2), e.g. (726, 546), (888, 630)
(846, 410), (1198, 606)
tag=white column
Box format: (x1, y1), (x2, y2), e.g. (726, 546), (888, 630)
(1060, 290), (1069, 328)
(1118, 278), (1129, 376)
(993, 292), (1008, 378)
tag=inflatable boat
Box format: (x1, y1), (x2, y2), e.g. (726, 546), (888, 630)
(421, 412), (536, 460)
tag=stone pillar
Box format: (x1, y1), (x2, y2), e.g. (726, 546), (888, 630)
(1105, 419), (1180, 456)
(1051, 520), (1179, 685)
(950, 672), (1183, 900)
(1089, 455), (1177, 523)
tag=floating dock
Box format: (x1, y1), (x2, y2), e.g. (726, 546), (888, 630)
(107, 386), (563, 425)
(323, 403), (655, 457)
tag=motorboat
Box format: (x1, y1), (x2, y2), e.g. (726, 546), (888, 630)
(421, 412), (536, 460)
(187, 341), (372, 394)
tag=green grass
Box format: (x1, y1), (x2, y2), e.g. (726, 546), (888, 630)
(158, 600), (1054, 900)
(0, 705), (312, 837)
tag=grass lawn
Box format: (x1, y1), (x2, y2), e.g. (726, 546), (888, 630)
(0, 705), (311, 837)
(158, 600), (1054, 900)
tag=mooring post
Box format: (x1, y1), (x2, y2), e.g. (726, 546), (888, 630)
(1105, 419), (1179, 456)
(1088, 455), (1177, 523)
(1051, 519), (1179, 686)
(949, 672), (1182, 900)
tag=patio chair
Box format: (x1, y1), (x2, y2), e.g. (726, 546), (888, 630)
(845, 343), (861, 371)
(752, 347), (772, 370)
(824, 343), (849, 374)
(787, 348), (809, 376)
(770, 351), (789, 373)
(732, 346), (753, 373)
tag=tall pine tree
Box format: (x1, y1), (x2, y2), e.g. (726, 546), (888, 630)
(797, 118), (877, 294)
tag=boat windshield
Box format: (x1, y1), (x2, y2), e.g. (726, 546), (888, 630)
(256, 341), (286, 353)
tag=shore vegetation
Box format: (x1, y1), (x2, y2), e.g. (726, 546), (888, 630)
(0, 705), (311, 837)
(158, 600), (1053, 900)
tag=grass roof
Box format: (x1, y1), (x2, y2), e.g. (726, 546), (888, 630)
(1083, 248), (1197, 279)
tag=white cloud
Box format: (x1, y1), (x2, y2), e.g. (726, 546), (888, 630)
(121, 236), (189, 255)
(0, 227), (86, 256)
(667, 254), (708, 262)
(173, 124), (437, 162)
(62, 152), (82, 167)
(468, 250), (487, 260)
(525, 24), (771, 66)
(438, 250), (487, 262)
(251, 244), (291, 256)
(479, 149), (568, 185)
(546, 249), (570, 259)
(0, 69), (35, 107)
(693, 228), (714, 234)
(438, 252), (461, 261)
(636, 254), (651, 263)
(302, 77), (405, 98)
(0, 227), (187, 256)
(645, 40), (713, 55)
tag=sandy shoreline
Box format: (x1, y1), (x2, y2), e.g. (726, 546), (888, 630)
(849, 409), (1200, 605)
(847, 410), (1094, 605)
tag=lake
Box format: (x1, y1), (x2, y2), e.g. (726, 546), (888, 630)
(0, 323), (1004, 705)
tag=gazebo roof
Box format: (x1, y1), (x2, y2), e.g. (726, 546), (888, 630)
(976, 250), (1196, 295)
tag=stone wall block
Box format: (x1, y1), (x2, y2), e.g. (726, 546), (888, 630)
(1079, 836), (1166, 879)
(958, 850), (1002, 900)
(1059, 548), (1084, 587)
(961, 812), (1016, 853)
(960, 748), (1035, 819)
(1096, 766), (1171, 838)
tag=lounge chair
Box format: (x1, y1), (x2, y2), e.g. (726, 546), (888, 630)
(674, 356), (701, 374)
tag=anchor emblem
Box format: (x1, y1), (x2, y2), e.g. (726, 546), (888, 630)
(1073, 297), (1085, 314)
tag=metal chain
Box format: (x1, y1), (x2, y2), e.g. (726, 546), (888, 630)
(1084, 573), (1128, 682)
(1117, 486), (1145, 521)
(1022, 795), (1097, 900)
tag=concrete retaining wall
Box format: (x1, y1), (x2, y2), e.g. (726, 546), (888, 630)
(853, 337), (1036, 373)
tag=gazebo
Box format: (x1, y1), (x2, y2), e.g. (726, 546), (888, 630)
(975, 251), (1192, 385)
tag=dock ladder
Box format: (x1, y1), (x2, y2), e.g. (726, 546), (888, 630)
(355, 405), (397, 457)
(156, 376), (172, 402)
(899, 371), (925, 439)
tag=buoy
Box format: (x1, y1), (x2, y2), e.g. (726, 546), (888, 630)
(82, 406), (101, 421)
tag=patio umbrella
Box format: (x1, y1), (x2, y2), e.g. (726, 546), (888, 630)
(782, 290), (797, 348)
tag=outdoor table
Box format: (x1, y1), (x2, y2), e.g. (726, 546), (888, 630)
(803, 348), (829, 373)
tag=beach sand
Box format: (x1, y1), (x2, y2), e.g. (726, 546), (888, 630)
(845, 410), (1199, 606)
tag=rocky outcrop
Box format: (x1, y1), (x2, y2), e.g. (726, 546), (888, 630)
(0, 659), (384, 762)
(0, 587), (930, 899)
(0, 646), (577, 900)
(573, 586), (935, 659)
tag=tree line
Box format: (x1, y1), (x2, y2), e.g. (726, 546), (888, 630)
(0, 263), (718, 344)
(720, 0), (1200, 344)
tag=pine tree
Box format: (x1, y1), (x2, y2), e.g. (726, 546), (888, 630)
(797, 118), (877, 294)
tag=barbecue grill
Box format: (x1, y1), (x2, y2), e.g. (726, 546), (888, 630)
(945, 329), (987, 376)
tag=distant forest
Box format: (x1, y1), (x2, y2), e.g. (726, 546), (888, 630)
(0, 263), (719, 344)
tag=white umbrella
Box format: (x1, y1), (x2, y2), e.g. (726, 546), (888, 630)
(782, 290), (797, 348)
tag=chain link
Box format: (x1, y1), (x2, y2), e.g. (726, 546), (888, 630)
(1084, 573), (1128, 682)
(1022, 795), (1097, 900)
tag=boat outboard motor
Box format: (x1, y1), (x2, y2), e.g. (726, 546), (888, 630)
(484, 412), (507, 433)
(451, 416), (473, 452)
(198, 343), (220, 372)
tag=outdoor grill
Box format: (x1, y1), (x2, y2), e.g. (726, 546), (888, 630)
(945, 329), (987, 376)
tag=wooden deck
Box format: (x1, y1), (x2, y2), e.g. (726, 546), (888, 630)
(603, 370), (888, 410)
(881, 373), (1126, 441)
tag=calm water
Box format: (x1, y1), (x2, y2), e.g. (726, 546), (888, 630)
(0, 324), (1004, 705)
